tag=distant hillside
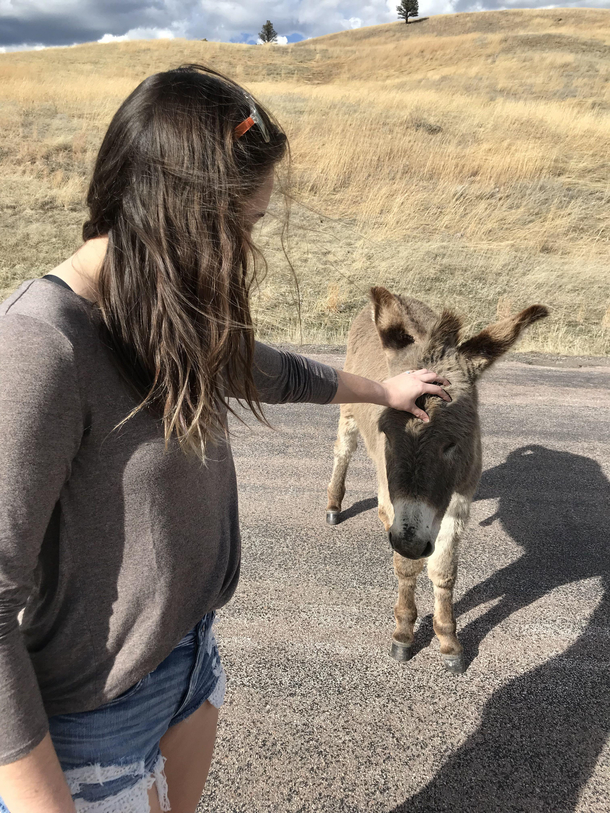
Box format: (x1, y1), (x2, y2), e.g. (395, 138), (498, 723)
(304, 8), (610, 47)
(2, 9), (609, 86)
(1, 9), (609, 353)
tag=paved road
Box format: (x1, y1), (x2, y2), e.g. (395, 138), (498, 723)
(198, 357), (610, 813)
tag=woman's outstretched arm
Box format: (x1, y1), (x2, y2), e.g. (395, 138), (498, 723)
(249, 343), (450, 423)
(332, 367), (451, 423)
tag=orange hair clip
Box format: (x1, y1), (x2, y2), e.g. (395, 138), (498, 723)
(233, 103), (270, 143)
(234, 116), (255, 139)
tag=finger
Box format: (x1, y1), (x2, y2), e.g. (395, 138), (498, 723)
(411, 405), (430, 423)
(417, 371), (444, 383)
(402, 368), (428, 377)
(416, 370), (452, 387)
(424, 384), (452, 402)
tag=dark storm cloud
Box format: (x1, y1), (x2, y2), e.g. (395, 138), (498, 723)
(0, 0), (199, 47)
(1, 14), (103, 46)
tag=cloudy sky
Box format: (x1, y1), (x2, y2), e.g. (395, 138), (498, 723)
(0, 0), (608, 50)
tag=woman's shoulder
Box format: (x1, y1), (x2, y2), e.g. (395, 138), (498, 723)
(0, 277), (99, 360)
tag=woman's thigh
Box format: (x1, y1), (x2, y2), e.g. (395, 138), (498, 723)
(159, 700), (219, 813)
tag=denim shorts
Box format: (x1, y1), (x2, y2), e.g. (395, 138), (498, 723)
(0, 611), (225, 813)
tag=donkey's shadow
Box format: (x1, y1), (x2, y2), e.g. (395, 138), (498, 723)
(390, 445), (610, 812)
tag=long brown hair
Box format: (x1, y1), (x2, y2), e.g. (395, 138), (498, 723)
(82, 64), (287, 462)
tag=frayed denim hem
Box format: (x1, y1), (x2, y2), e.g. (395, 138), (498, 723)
(65, 753), (170, 813)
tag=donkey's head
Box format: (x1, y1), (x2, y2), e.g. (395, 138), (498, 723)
(370, 287), (548, 560)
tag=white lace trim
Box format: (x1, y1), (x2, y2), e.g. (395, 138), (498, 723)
(66, 754), (170, 812)
(207, 665), (227, 709)
(205, 618), (226, 708)
(66, 760), (145, 793)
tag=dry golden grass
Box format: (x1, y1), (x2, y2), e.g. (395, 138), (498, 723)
(1, 8), (609, 354)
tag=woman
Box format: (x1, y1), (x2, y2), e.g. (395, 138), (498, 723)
(0, 64), (450, 813)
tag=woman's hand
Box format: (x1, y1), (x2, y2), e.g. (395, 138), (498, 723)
(331, 367), (451, 422)
(381, 368), (451, 422)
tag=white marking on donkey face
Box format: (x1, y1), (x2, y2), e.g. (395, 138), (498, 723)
(393, 501), (442, 544)
(391, 494), (471, 559)
(413, 501), (442, 541)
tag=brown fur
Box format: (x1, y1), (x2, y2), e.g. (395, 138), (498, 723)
(326, 287), (548, 670)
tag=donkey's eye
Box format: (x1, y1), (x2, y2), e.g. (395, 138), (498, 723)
(443, 443), (456, 456)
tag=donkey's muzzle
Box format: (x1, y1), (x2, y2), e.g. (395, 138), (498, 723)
(388, 531), (433, 560)
(388, 500), (439, 559)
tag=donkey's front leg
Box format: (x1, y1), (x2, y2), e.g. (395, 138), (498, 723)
(427, 493), (471, 675)
(391, 552), (425, 662)
(326, 407), (358, 525)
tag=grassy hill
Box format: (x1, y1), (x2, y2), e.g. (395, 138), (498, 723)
(1, 8), (609, 354)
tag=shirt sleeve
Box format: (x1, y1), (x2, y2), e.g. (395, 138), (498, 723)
(250, 342), (339, 405)
(0, 312), (84, 765)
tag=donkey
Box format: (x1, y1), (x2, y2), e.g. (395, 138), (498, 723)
(326, 287), (548, 673)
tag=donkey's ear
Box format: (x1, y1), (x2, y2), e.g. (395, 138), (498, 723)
(370, 287), (414, 351)
(458, 305), (549, 375)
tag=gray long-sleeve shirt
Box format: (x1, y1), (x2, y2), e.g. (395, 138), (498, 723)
(0, 277), (339, 765)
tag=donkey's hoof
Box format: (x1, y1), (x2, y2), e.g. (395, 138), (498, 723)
(442, 654), (466, 675)
(390, 641), (413, 662)
(326, 510), (340, 526)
